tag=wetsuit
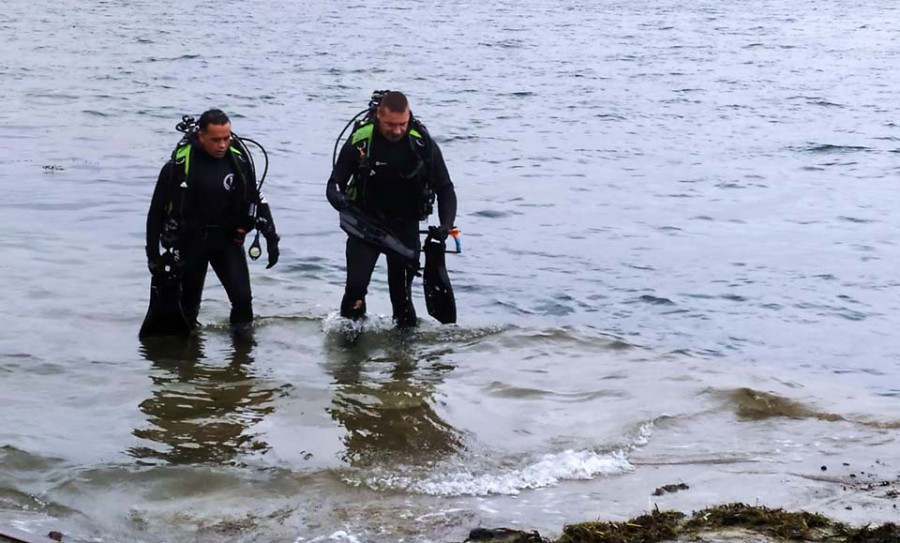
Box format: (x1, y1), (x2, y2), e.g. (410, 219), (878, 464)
(326, 123), (457, 327)
(146, 139), (277, 327)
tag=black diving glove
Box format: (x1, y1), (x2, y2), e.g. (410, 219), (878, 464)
(146, 246), (161, 275)
(429, 225), (451, 241)
(265, 233), (280, 269)
(333, 192), (351, 211)
(147, 255), (161, 275)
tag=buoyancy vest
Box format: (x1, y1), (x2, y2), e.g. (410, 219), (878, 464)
(346, 120), (435, 221)
(165, 139), (260, 235)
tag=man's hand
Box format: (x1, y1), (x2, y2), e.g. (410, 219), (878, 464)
(146, 245), (161, 275)
(147, 254), (161, 275)
(429, 225), (451, 241)
(331, 191), (351, 211)
(265, 233), (280, 269)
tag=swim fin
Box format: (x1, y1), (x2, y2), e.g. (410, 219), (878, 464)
(339, 208), (418, 267)
(423, 234), (456, 324)
(139, 251), (192, 339)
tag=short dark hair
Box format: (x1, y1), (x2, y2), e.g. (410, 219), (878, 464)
(379, 91), (409, 113)
(198, 109), (230, 130)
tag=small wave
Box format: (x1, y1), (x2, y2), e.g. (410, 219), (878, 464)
(471, 209), (515, 218)
(305, 530), (366, 543)
(794, 143), (870, 154)
(486, 325), (633, 352)
(341, 420), (655, 498)
(809, 100), (845, 108)
(1, 445), (65, 471)
(478, 39), (528, 49)
(348, 449), (633, 497)
(633, 295), (675, 306)
(322, 313), (508, 348)
(483, 383), (629, 402)
(837, 216), (875, 224)
(836, 309), (867, 321)
(322, 312), (396, 338)
(144, 54), (200, 62)
(435, 134), (479, 143)
(485, 382), (552, 399)
(533, 299), (575, 317)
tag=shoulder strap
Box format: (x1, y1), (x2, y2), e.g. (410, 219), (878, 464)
(227, 144), (256, 199)
(351, 123), (375, 155)
(174, 143), (192, 177)
(165, 142), (192, 217)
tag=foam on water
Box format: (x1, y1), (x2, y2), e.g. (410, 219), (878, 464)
(302, 530), (366, 543)
(348, 449), (633, 497)
(343, 421), (656, 497)
(321, 312), (397, 337)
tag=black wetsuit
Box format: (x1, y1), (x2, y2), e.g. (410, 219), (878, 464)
(326, 124), (457, 326)
(146, 141), (276, 327)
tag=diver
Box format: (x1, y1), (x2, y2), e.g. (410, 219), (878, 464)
(144, 109), (279, 335)
(326, 91), (458, 328)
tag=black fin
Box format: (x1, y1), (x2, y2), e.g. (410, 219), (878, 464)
(339, 208), (418, 267)
(423, 235), (456, 324)
(139, 253), (192, 339)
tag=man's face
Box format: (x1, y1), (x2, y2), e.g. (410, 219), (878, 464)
(376, 107), (410, 142)
(198, 123), (232, 158)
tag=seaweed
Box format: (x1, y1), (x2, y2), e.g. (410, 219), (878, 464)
(463, 503), (899, 543)
(555, 508), (684, 543)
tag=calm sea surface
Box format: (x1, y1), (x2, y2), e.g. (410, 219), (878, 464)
(1, 1), (899, 541)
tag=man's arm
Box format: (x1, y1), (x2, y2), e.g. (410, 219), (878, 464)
(256, 201), (276, 235)
(146, 162), (173, 267)
(431, 142), (457, 230)
(326, 139), (359, 211)
(255, 198), (280, 268)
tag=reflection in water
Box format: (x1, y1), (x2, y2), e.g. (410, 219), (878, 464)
(325, 332), (462, 467)
(132, 332), (280, 465)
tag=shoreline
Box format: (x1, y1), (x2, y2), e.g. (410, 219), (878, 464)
(449, 460), (900, 543)
(458, 502), (900, 543)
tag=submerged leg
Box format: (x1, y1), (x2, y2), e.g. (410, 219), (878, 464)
(179, 240), (211, 328)
(387, 256), (417, 328)
(210, 241), (253, 326)
(342, 235), (380, 319)
(386, 221), (421, 328)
